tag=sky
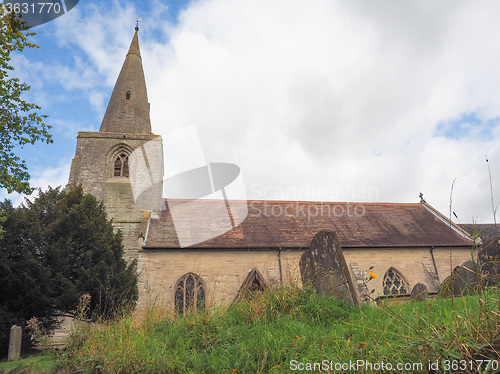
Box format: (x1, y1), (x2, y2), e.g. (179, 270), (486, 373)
(2, 0), (500, 225)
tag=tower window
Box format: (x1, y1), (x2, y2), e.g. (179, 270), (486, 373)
(383, 268), (409, 295)
(174, 273), (205, 315)
(114, 153), (129, 177)
(126, 90), (131, 100)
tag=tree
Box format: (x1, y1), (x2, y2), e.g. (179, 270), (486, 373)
(0, 6), (52, 194)
(0, 186), (138, 356)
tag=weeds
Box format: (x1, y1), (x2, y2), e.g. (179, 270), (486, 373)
(59, 284), (499, 373)
(26, 317), (52, 355)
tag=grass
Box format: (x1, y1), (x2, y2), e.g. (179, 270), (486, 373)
(0, 353), (56, 372)
(55, 285), (499, 374)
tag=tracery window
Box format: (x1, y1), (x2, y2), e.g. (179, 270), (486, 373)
(113, 153), (129, 177)
(383, 267), (409, 295)
(174, 273), (205, 315)
(236, 269), (267, 300)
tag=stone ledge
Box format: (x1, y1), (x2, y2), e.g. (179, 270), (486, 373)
(77, 131), (162, 140)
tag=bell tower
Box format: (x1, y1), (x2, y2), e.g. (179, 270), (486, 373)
(67, 26), (163, 262)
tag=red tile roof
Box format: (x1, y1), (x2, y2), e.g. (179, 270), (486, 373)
(144, 199), (473, 249)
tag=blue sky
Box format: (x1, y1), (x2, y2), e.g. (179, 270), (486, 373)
(2, 0), (500, 224)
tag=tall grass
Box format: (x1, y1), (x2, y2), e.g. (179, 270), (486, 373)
(56, 285), (499, 373)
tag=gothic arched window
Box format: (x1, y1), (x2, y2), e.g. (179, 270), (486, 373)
(383, 267), (409, 295)
(174, 273), (205, 315)
(113, 153), (129, 177)
(236, 269), (267, 301)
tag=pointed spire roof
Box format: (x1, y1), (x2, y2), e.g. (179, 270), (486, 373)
(99, 27), (151, 134)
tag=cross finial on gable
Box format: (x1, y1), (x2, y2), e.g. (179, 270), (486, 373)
(419, 192), (426, 203)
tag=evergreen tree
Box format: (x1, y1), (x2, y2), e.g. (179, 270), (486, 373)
(0, 186), (138, 356)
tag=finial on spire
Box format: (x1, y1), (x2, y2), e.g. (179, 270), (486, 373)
(135, 18), (142, 32)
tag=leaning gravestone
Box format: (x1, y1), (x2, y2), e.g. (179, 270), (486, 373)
(438, 274), (453, 297)
(300, 229), (359, 305)
(411, 283), (428, 302)
(8, 325), (22, 361)
(452, 260), (480, 296)
(477, 236), (500, 287)
(439, 260), (480, 297)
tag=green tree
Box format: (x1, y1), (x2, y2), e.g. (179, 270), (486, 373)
(0, 6), (52, 194)
(0, 199), (54, 356)
(0, 187), (138, 356)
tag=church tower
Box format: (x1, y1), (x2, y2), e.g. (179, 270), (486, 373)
(67, 26), (163, 262)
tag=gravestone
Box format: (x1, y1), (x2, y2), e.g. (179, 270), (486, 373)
(439, 273), (455, 297)
(477, 236), (500, 287)
(8, 325), (22, 361)
(452, 260), (480, 296)
(350, 263), (372, 303)
(300, 229), (359, 305)
(439, 260), (480, 297)
(411, 283), (428, 302)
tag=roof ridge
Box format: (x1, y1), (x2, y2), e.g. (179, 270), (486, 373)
(162, 198), (421, 206)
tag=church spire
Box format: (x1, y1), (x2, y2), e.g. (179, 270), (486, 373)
(99, 26), (151, 134)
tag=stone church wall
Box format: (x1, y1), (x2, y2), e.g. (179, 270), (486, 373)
(138, 249), (299, 310)
(342, 246), (474, 294)
(136, 245), (474, 311)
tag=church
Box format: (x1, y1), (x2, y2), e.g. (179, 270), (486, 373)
(67, 28), (476, 313)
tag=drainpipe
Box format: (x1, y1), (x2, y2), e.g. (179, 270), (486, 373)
(430, 246), (439, 277)
(278, 248), (283, 284)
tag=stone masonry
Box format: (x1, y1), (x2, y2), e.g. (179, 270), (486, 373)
(66, 28), (162, 263)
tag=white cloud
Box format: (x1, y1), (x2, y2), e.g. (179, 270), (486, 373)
(31, 162), (72, 191)
(0, 163), (71, 207)
(142, 0), (500, 223)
